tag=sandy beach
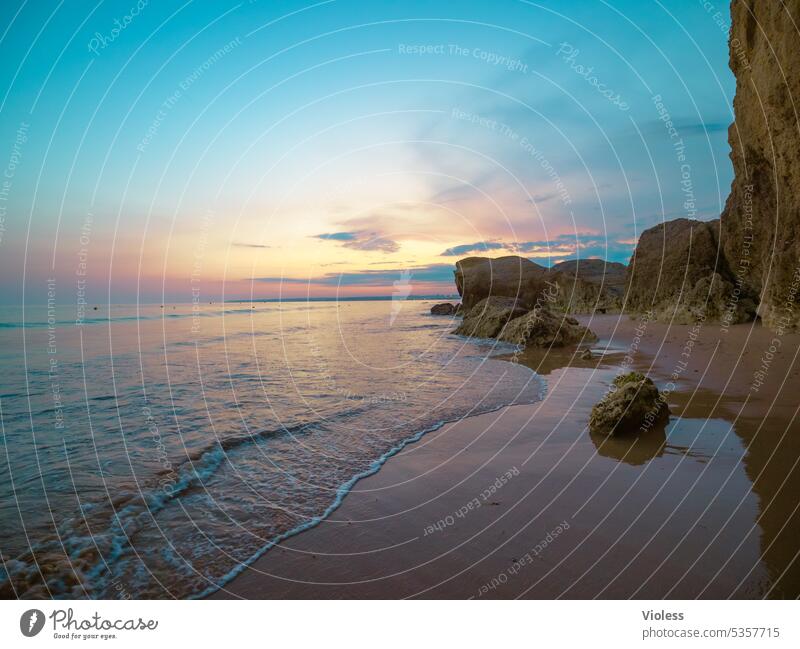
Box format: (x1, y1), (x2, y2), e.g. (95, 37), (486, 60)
(212, 314), (800, 599)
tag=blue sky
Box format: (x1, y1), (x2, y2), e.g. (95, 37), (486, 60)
(0, 0), (736, 302)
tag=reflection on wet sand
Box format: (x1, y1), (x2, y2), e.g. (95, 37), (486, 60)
(589, 426), (666, 466)
(580, 315), (800, 598)
(513, 333), (786, 595)
(501, 343), (617, 376)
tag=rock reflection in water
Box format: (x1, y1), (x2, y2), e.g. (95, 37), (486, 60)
(589, 425), (667, 466)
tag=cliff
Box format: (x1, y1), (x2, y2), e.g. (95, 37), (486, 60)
(456, 2), (800, 328)
(625, 0), (799, 328)
(721, 0), (800, 329)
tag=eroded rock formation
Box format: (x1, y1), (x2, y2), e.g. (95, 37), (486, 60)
(549, 261), (625, 314)
(589, 372), (670, 437)
(453, 294), (597, 349)
(454, 255), (624, 315)
(497, 308), (597, 348)
(551, 259), (627, 300)
(454, 256), (550, 311)
(720, 0), (800, 330)
(624, 1), (799, 329)
(624, 218), (757, 324)
(453, 296), (528, 339)
(430, 303), (457, 316)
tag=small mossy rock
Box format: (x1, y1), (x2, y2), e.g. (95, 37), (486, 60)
(497, 307), (598, 348)
(430, 303), (456, 316)
(453, 297), (528, 339)
(589, 372), (670, 436)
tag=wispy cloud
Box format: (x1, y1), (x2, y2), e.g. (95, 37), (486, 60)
(436, 233), (637, 264)
(343, 233), (400, 253)
(314, 232), (358, 241)
(512, 233), (636, 264)
(441, 241), (506, 257)
(314, 230), (399, 253)
(638, 118), (730, 138)
(527, 191), (560, 204)
(232, 242), (271, 248)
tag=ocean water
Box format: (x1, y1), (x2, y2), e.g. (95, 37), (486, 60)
(0, 300), (543, 599)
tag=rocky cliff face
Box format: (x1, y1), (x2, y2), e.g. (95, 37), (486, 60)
(456, 0), (799, 327)
(721, 0), (800, 330)
(623, 0), (799, 328)
(625, 218), (757, 324)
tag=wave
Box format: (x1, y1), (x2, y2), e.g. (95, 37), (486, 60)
(0, 419), (312, 598)
(0, 306), (543, 599)
(193, 396), (532, 599)
(0, 388), (540, 599)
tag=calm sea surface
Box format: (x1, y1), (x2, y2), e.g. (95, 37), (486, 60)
(0, 300), (542, 598)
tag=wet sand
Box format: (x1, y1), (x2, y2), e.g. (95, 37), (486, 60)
(212, 314), (800, 599)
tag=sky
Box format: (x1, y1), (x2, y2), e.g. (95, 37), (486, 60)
(0, 0), (737, 303)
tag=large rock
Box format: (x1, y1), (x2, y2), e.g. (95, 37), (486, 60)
(454, 256), (551, 311)
(549, 260), (626, 314)
(624, 218), (757, 324)
(721, 0), (800, 330)
(551, 259), (627, 297)
(430, 303), (457, 316)
(498, 307), (597, 348)
(455, 255), (626, 315)
(589, 372), (670, 437)
(453, 297), (528, 339)
(622, 1), (799, 330)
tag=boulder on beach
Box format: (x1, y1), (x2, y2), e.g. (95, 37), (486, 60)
(453, 296), (528, 339)
(589, 372), (670, 437)
(454, 256), (551, 311)
(497, 307), (598, 348)
(624, 218), (757, 324)
(454, 254), (627, 316)
(430, 303), (457, 316)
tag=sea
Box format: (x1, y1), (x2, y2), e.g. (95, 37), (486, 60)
(0, 299), (543, 598)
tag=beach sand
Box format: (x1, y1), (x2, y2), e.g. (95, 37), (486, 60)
(212, 314), (800, 599)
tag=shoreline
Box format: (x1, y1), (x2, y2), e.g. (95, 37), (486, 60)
(197, 333), (545, 599)
(211, 314), (800, 599)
